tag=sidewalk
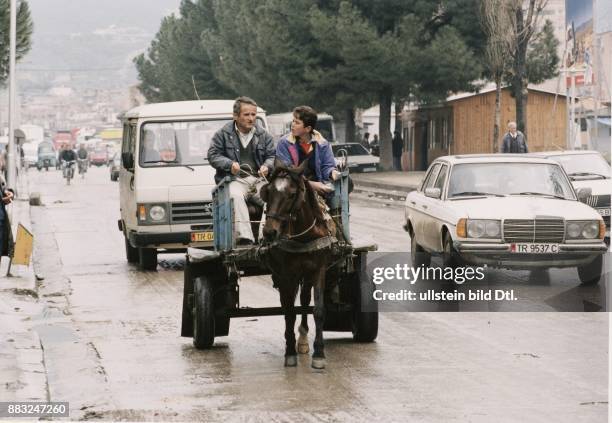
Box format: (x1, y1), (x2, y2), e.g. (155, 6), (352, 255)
(0, 170), (47, 403)
(351, 171), (425, 201)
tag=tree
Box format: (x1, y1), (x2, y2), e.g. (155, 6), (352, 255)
(480, 0), (512, 152)
(505, 0), (558, 134)
(134, 0), (234, 103)
(0, 0), (33, 85)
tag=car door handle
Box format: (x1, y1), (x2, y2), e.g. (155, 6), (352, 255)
(410, 201), (416, 206)
(421, 205), (428, 210)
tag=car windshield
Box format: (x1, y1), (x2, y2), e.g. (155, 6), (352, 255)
(448, 163), (576, 200)
(547, 153), (611, 179)
(139, 119), (232, 167)
(332, 144), (370, 156)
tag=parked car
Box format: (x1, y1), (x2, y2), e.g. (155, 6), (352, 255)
(331, 143), (379, 173)
(90, 148), (109, 166)
(109, 154), (120, 181)
(403, 155), (607, 285)
(531, 150), (611, 244)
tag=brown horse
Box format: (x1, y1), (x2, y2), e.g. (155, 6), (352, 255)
(260, 157), (336, 369)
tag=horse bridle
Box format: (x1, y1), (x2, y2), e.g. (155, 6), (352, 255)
(265, 174), (317, 239)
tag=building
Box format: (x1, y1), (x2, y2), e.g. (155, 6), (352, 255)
(400, 87), (567, 171)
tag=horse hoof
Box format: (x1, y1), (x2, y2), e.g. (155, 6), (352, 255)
(297, 342), (309, 354)
(284, 355), (298, 367)
(311, 357), (326, 370)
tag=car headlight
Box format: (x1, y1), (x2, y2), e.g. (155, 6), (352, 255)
(566, 221), (600, 239)
(149, 205), (166, 221)
(467, 219), (501, 239)
(582, 221), (599, 239)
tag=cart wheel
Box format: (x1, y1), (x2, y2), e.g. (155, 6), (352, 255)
(351, 252), (378, 342)
(124, 236), (139, 263)
(193, 275), (215, 349)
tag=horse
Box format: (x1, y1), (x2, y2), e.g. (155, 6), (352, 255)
(259, 157), (336, 369)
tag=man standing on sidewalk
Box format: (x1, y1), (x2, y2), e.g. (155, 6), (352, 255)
(0, 175), (15, 263)
(501, 122), (528, 153)
(392, 130), (403, 170)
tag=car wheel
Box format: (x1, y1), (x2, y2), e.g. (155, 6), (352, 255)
(577, 255), (603, 285)
(442, 232), (460, 270)
(410, 229), (431, 267)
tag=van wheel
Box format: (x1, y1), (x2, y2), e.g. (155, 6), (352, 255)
(139, 248), (158, 271)
(577, 255), (603, 285)
(125, 236), (139, 263)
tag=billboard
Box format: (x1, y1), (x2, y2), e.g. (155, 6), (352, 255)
(565, 0), (594, 86)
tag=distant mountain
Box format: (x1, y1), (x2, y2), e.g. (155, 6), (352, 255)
(18, 0), (181, 92)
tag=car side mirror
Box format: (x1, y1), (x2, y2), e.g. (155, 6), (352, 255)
(424, 187), (441, 199)
(576, 187), (592, 202)
(122, 152), (134, 171)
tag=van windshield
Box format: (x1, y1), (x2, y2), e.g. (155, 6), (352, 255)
(317, 119), (334, 142)
(139, 119), (233, 167)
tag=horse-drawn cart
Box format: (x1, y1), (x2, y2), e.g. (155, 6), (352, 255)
(180, 169), (378, 351)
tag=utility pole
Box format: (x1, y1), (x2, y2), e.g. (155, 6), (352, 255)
(7, 0), (18, 189)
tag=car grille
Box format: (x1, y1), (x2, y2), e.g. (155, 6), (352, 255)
(503, 219), (565, 243)
(584, 194), (611, 208)
(170, 202), (213, 224)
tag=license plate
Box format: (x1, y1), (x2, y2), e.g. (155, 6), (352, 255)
(597, 208), (611, 217)
(191, 232), (214, 242)
(362, 167), (377, 172)
(511, 243), (559, 254)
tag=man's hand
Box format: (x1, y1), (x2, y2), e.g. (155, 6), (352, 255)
(230, 162), (240, 175)
(2, 190), (14, 205)
(258, 165), (269, 177)
(308, 181), (333, 194)
(331, 170), (341, 181)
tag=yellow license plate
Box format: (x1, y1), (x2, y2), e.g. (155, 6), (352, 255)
(191, 232), (214, 242)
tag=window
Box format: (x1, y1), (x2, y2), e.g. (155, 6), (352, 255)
(434, 165), (448, 192)
(420, 163), (441, 191)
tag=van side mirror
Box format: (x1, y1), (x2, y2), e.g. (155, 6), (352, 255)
(576, 187), (592, 202)
(122, 152), (134, 171)
(424, 187), (441, 199)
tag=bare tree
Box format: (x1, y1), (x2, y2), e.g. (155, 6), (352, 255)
(480, 0), (513, 152)
(506, 0), (549, 134)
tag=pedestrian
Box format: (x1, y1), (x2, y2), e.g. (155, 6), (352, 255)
(370, 134), (380, 156)
(207, 96), (275, 245)
(392, 130), (403, 170)
(361, 132), (370, 151)
(0, 174), (15, 264)
(501, 121), (528, 153)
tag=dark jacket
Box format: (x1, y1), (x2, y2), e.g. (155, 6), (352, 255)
(60, 149), (77, 162)
(392, 134), (403, 157)
(208, 122), (275, 184)
(501, 131), (528, 153)
(0, 176), (15, 257)
(276, 131), (336, 182)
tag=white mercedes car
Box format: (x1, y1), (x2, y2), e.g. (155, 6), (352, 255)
(403, 155), (607, 285)
(531, 150), (611, 244)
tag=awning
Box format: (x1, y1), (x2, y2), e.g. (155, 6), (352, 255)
(597, 117), (611, 126)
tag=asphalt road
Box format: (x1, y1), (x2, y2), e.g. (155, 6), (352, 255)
(21, 166), (608, 422)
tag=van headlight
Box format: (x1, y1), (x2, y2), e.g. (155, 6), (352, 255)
(566, 221), (600, 239)
(467, 219), (500, 239)
(149, 205), (166, 221)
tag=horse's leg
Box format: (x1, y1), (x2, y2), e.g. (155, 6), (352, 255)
(297, 282), (311, 354)
(311, 266), (327, 369)
(276, 274), (299, 367)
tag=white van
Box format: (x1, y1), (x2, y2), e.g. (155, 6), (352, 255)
(267, 112), (337, 143)
(118, 100), (267, 270)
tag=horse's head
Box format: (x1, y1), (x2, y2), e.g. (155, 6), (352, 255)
(260, 157), (309, 242)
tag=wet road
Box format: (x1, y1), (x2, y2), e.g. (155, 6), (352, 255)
(26, 166), (607, 422)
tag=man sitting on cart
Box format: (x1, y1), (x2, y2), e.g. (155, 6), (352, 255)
(207, 97), (275, 246)
(276, 105), (341, 195)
